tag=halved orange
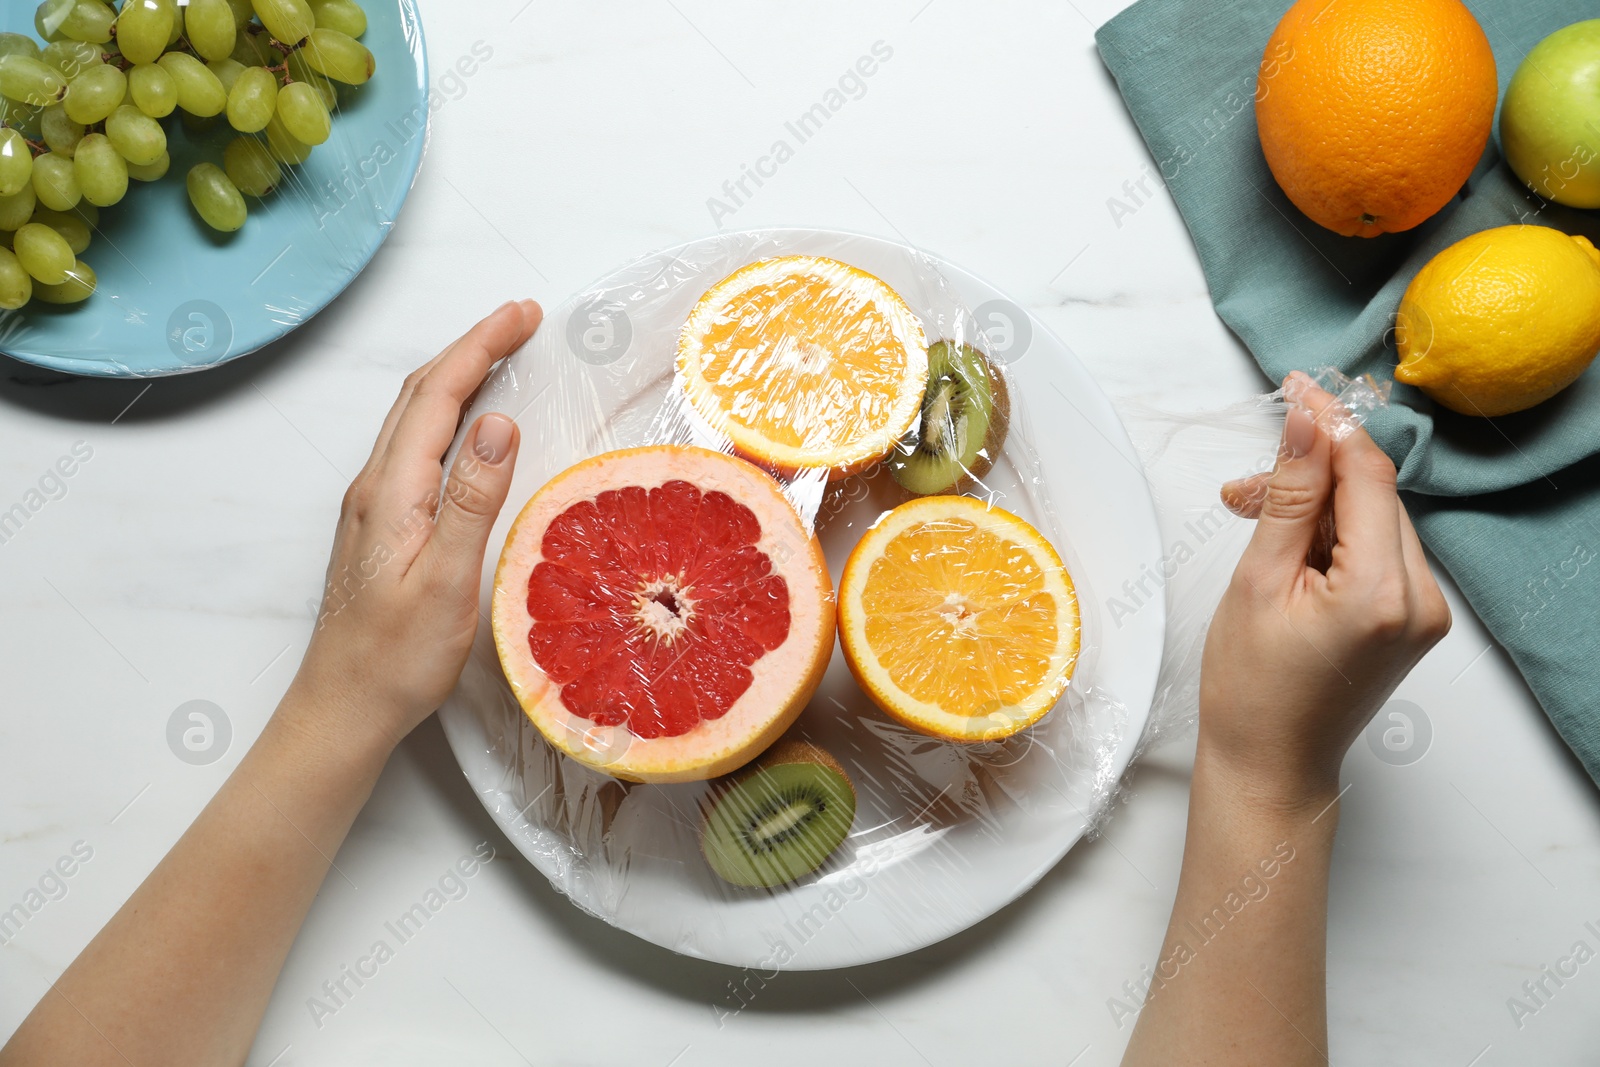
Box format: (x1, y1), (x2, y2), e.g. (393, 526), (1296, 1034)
(838, 496), (1079, 742)
(675, 256), (929, 478)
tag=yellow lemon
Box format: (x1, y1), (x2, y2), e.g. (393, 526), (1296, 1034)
(1395, 225), (1600, 417)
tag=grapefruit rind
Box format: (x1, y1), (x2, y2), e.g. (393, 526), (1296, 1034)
(837, 496), (1080, 743)
(492, 446), (835, 784)
(675, 256), (930, 478)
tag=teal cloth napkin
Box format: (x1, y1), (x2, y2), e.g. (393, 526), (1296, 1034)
(1096, 1), (1600, 783)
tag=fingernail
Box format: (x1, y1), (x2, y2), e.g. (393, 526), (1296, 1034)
(473, 413), (515, 465)
(1284, 406), (1316, 458)
(1281, 371), (1308, 403)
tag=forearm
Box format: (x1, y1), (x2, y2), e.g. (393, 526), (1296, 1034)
(1, 683), (393, 1067)
(1, 302), (537, 1066)
(1121, 744), (1339, 1066)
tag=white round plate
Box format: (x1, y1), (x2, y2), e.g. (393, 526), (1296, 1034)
(437, 229), (1164, 970)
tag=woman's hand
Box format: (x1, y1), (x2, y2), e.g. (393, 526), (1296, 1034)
(1199, 372), (1452, 813)
(286, 299), (541, 753)
(1123, 374), (1452, 1066)
(0, 300), (544, 1067)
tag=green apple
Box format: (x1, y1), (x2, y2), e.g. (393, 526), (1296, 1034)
(1500, 20), (1600, 208)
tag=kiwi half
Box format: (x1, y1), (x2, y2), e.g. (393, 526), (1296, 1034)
(887, 340), (1010, 495)
(700, 740), (856, 888)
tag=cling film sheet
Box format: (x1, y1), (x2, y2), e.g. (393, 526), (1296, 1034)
(438, 229), (1150, 971)
(0, 0), (425, 377)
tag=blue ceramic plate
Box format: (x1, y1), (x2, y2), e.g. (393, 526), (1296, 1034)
(0, 1), (427, 377)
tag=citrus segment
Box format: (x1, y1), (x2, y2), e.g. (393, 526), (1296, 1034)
(676, 255), (929, 476)
(838, 496), (1079, 742)
(493, 446), (835, 783)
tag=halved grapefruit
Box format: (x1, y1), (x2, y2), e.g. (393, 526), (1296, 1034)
(492, 446), (835, 783)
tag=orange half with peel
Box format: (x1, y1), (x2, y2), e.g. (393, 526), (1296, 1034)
(675, 255), (929, 478)
(837, 495), (1080, 742)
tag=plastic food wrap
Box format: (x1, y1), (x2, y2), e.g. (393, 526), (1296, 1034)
(0, 0), (425, 378)
(438, 229), (1162, 970)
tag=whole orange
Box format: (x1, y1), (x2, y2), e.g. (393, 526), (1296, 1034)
(1255, 0), (1498, 238)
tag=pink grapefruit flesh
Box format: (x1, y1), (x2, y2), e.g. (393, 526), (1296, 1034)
(492, 446), (835, 783)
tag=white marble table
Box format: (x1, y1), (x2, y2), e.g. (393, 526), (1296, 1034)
(4, 1), (1599, 1063)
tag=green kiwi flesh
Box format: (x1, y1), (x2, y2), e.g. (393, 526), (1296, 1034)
(888, 340), (1009, 495)
(701, 741), (856, 888)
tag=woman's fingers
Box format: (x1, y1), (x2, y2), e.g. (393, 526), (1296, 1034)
(373, 301), (540, 548)
(1327, 425), (1404, 572)
(1397, 498), (1453, 639)
(1282, 373), (1405, 570)
(384, 300), (541, 474)
(1221, 372), (1344, 519)
(1222, 373), (1353, 586)
(1236, 405), (1335, 596)
(1283, 372), (1340, 423)
(1223, 373), (1413, 588)
(1221, 472), (1270, 518)
(333, 301), (540, 579)
(427, 413), (522, 589)
(366, 349), (449, 467)
(1222, 470), (1339, 571)
(355, 300), (538, 482)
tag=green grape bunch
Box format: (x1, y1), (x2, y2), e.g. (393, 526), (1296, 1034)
(0, 0), (375, 312)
